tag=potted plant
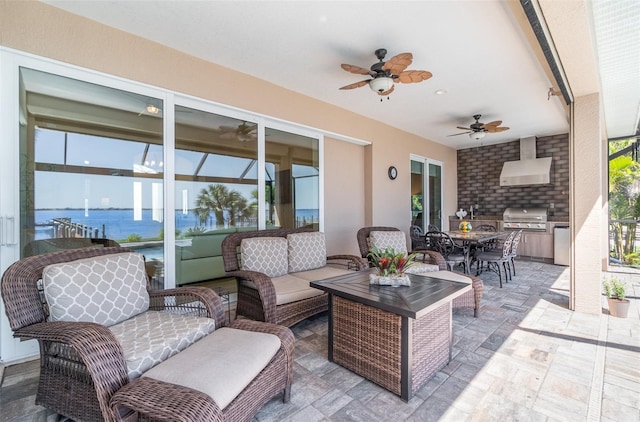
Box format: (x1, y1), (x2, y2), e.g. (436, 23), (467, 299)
(603, 277), (630, 318)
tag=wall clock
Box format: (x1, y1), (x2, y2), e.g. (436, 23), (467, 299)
(388, 166), (398, 180)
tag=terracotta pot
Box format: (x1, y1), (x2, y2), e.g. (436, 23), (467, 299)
(607, 297), (630, 318)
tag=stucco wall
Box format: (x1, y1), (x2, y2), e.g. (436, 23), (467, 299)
(0, 0), (458, 255)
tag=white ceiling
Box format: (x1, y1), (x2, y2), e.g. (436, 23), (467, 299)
(40, 1), (637, 149)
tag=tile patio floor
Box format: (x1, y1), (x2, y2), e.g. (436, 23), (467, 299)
(1, 260), (638, 421)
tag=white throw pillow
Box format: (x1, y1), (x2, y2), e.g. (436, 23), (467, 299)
(42, 252), (150, 326)
(287, 232), (327, 272)
(240, 237), (288, 277)
(370, 231), (408, 255)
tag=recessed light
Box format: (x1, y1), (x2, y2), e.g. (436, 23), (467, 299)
(434, 89), (447, 95)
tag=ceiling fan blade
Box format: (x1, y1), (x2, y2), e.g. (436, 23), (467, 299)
(484, 125), (510, 133)
(339, 80), (370, 90)
(448, 131), (472, 137)
(482, 120), (502, 128)
(394, 70), (433, 84)
(341, 64), (374, 76)
(382, 52), (413, 75)
(456, 126), (472, 131)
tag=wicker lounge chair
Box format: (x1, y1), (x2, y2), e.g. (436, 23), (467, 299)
(357, 226), (484, 317)
(221, 227), (368, 327)
(1, 247), (293, 422)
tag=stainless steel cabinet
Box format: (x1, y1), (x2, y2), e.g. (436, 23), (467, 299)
(519, 232), (554, 259)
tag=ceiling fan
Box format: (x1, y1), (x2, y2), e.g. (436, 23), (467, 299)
(219, 121), (257, 142)
(449, 114), (510, 140)
(339, 48), (432, 100)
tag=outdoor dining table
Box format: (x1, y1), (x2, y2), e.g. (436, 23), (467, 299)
(444, 230), (509, 273)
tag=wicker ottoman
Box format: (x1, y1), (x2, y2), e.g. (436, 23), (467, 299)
(110, 320), (294, 421)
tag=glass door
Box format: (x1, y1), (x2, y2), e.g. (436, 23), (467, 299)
(410, 156), (443, 231)
(173, 105), (259, 286)
(428, 161), (443, 230)
(411, 160), (425, 230)
(19, 67), (165, 282)
(265, 127), (320, 229)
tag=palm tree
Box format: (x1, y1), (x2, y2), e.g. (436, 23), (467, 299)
(227, 190), (248, 226)
(194, 184), (229, 228)
(194, 184), (257, 228)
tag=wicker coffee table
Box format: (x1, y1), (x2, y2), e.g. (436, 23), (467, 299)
(311, 270), (471, 401)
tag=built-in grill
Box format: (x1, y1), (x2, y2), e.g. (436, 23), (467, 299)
(500, 207), (548, 231)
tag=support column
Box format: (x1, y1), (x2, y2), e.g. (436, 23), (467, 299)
(570, 93), (605, 314)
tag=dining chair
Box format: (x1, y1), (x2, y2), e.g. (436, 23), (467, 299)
(425, 231), (469, 273)
(427, 224), (440, 232)
(507, 229), (523, 276)
(470, 224), (498, 258)
(409, 225), (428, 251)
(475, 231), (516, 288)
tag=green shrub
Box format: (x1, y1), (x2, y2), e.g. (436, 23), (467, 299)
(124, 233), (143, 242)
(184, 226), (207, 237)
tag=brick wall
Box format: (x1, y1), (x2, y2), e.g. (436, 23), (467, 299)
(457, 133), (569, 219)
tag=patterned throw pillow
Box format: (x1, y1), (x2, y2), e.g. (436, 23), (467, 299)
(42, 252), (150, 327)
(370, 231), (408, 255)
(241, 237), (288, 277)
(287, 232), (327, 272)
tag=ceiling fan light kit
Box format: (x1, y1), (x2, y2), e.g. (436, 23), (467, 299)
(469, 131), (486, 140)
(369, 77), (394, 94)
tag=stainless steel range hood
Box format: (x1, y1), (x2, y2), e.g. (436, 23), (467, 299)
(499, 136), (552, 186)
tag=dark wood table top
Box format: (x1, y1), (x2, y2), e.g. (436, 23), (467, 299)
(311, 269), (471, 319)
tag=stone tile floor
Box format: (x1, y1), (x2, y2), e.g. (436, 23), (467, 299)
(1, 260), (638, 421)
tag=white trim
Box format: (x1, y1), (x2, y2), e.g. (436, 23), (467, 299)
(163, 92), (176, 289)
(319, 134), (325, 233)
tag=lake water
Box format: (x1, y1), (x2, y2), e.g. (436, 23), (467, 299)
(35, 208), (319, 241)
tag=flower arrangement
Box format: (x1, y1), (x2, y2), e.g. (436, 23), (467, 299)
(368, 246), (418, 277)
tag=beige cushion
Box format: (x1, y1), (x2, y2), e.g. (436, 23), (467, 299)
(370, 231), (408, 254)
(110, 311), (216, 379)
(424, 270), (473, 284)
(291, 266), (353, 282)
(241, 237), (288, 277)
(143, 327), (281, 410)
(287, 232), (327, 272)
(270, 274), (325, 305)
(405, 263), (441, 274)
(42, 252), (149, 326)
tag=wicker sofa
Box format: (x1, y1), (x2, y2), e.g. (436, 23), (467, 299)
(357, 226), (484, 317)
(1, 247), (294, 422)
(221, 227), (369, 327)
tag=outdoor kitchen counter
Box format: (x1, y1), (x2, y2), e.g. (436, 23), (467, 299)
(447, 218), (569, 262)
(448, 217), (569, 233)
